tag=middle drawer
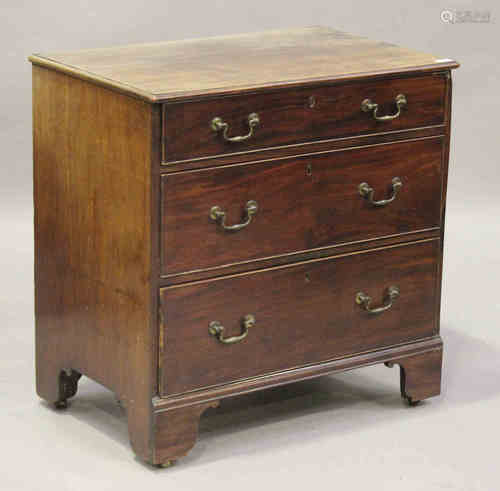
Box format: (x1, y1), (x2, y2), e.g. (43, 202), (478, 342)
(161, 137), (443, 277)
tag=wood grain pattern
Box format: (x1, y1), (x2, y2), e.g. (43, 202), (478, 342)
(154, 336), (443, 412)
(160, 240), (439, 396)
(31, 30), (456, 466)
(163, 73), (446, 161)
(160, 124), (446, 171)
(152, 336), (443, 462)
(160, 229), (440, 286)
(29, 27), (458, 102)
(32, 65), (156, 462)
(435, 71), (453, 354)
(161, 138), (443, 276)
(153, 401), (219, 464)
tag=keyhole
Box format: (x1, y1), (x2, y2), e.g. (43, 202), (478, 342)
(308, 95), (316, 108)
(306, 164), (312, 177)
(305, 273), (311, 283)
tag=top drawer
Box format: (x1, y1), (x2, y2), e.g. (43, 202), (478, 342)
(163, 73), (447, 163)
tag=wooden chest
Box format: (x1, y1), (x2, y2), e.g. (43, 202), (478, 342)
(30, 27), (459, 467)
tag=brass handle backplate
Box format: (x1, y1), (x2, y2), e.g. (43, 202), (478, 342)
(211, 112), (260, 142)
(356, 286), (400, 314)
(359, 177), (402, 207)
(210, 200), (258, 231)
(361, 94), (407, 121)
(209, 314), (255, 344)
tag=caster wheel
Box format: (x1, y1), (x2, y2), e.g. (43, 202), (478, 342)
(157, 460), (175, 468)
(406, 397), (421, 407)
(54, 400), (68, 410)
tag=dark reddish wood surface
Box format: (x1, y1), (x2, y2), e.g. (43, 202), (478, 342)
(160, 240), (439, 396)
(154, 336), (442, 412)
(161, 137), (443, 276)
(153, 401), (219, 464)
(160, 125), (446, 173)
(386, 346), (443, 404)
(163, 73), (446, 162)
(32, 66), (158, 463)
(161, 229), (440, 286)
(31, 27), (457, 466)
(435, 72), (453, 349)
(151, 337), (443, 463)
(29, 27), (458, 102)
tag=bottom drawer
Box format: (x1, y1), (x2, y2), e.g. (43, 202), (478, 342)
(160, 240), (439, 396)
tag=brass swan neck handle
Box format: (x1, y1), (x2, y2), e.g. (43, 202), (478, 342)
(356, 286), (400, 314)
(361, 94), (407, 121)
(211, 112), (260, 142)
(209, 315), (255, 344)
(210, 200), (258, 231)
(359, 177), (402, 207)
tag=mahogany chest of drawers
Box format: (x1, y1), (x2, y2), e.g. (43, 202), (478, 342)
(30, 27), (459, 467)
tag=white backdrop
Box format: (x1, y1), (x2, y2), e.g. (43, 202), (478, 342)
(1, 2), (498, 490)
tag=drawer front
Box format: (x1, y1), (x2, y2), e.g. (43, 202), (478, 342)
(161, 138), (443, 277)
(163, 74), (446, 162)
(160, 240), (439, 395)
